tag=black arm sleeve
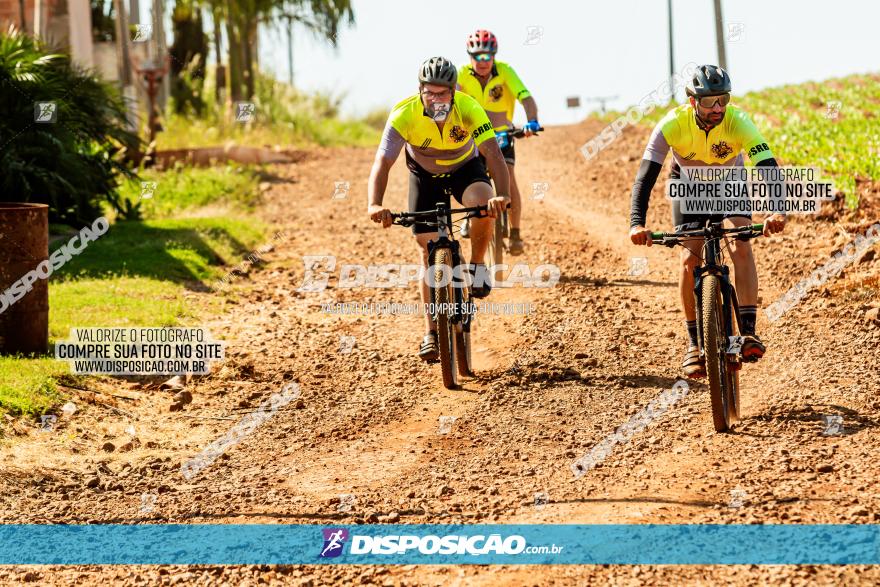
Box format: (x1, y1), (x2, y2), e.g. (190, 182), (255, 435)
(754, 156), (786, 215)
(630, 159), (663, 228)
(755, 157), (779, 167)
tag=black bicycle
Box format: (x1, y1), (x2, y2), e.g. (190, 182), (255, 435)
(391, 204), (495, 389)
(485, 125), (543, 284)
(650, 221), (764, 432)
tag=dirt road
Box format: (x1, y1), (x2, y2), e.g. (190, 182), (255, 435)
(2, 119), (879, 585)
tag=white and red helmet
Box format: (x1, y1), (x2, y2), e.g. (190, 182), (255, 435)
(466, 29), (498, 55)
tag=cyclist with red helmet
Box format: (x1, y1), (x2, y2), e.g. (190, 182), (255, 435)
(457, 29), (540, 256)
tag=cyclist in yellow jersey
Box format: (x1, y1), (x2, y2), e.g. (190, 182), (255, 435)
(368, 56), (511, 361)
(628, 65), (786, 378)
(457, 29), (540, 256)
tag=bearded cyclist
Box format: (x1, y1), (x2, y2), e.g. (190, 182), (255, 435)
(457, 29), (540, 256)
(367, 56), (511, 362)
(628, 65), (786, 379)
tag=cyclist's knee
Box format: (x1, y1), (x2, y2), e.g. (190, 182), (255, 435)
(681, 249), (700, 272)
(462, 182), (493, 206)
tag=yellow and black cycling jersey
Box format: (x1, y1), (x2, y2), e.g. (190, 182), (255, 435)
(377, 91), (495, 175)
(457, 61), (531, 131)
(630, 102), (778, 228)
(643, 103), (775, 168)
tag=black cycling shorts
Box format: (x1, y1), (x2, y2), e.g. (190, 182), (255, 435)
(406, 152), (491, 235)
(671, 199), (752, 232)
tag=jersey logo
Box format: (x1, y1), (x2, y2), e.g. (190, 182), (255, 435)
(449, 125), (468, 143)
(747, 142), (769, 158)
(419, 138), (432, 150)
(711, 141), (733, 159)
(683, 152), (696, 160)
(489, 85), (504, 101)
(471, 122), (491, 140)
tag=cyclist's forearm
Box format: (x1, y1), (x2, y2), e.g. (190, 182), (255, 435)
(368, 158), (391, 207)
(370, 125), (403, 207)
(754, 157), (786, 218)
(630, 159), (663, 228)
(481, 142), (511, 196)
(521, 96), (538, 121)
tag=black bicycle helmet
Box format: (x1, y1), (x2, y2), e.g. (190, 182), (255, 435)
(686, 65), (732, 97)
(418, 56), (457, 89)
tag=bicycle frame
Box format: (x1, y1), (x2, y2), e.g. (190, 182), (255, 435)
(424, 204), (474, 330)
(692, 225), (742, 361)
(392, 203), (489, 330)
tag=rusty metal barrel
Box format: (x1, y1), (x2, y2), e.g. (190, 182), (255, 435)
(0, 203), (49, 355)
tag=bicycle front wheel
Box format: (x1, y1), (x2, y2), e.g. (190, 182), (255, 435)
(701, 274), (734, 432)
(433, 247), (458, 389)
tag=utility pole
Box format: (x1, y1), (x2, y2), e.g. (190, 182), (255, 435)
(113, 0), (132, 87)
(152, 0), (169, 113)
(113, 0), (138, 133)
(287, 15), (294, 85)
(667, 0), (674, 100)
(713, 0), (727, 69)
(130, 0), (140, 27)
(34, 0), (42, 38)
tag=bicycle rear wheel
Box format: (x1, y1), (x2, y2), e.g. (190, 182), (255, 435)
(726, 357), (741, 426)
(701, 275), (734, 432)
(433, 247), (458, 388)
(487, 213), (505, 285)
(725, 293), (741, 426)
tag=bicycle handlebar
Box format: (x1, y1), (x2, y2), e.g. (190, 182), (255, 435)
(390, 203), (509, 227)
(650, 223), (764, 246)
(502, 125), (545, 139)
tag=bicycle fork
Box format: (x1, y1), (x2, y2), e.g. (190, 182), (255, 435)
(426, 239), (474, 333)
(693, 264), (743, 369)
(449, 241), (475, 333)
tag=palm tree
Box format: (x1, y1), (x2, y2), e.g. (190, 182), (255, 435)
(0, 28), (140, 223)
(277, 0), (354, 86)
(201, 0), (354, 101)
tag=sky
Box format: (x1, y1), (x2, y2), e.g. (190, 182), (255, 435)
(254, 0), (880, 125)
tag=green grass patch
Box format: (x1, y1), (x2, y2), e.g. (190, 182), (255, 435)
(0, 357), (64, 417)
(160, 70), (381, 150)
(2, 167), (269, 418)
(49, 276), (193, 334)
(54, 218), (264, 284)
(116, 165), (263, 219)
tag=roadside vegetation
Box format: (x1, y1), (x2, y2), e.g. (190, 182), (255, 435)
(602, 73), (880, 209)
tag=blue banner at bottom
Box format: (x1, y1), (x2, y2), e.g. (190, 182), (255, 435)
(1, 524), (878, 565)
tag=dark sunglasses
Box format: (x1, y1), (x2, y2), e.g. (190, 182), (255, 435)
(698, 93), (731, 108)
(471, 53), (494, 62)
